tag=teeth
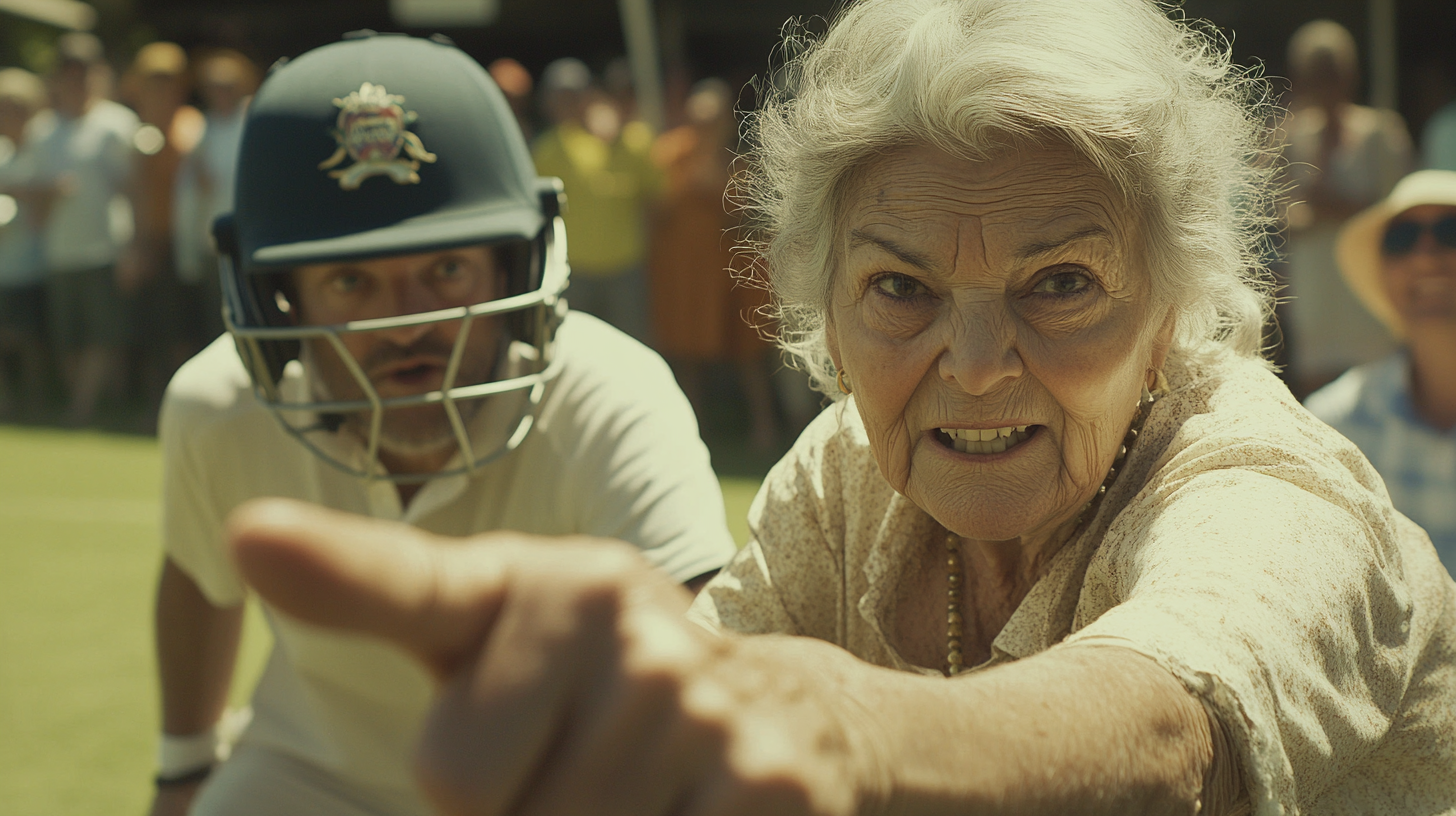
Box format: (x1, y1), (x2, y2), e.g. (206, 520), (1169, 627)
(943, 425), (1033, 455)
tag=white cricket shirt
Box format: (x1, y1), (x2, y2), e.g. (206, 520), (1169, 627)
(160, 311), (737, 803)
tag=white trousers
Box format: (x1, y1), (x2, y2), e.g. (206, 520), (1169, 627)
(192, 743), (433, 816)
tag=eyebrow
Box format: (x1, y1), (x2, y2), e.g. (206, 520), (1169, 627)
(1014, 225), (1112, 261)
(849, 229), (936, 272)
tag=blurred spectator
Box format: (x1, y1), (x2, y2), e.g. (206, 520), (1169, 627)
(649, 78), (779, 450)
(0, 68), (49, 420)
(173, 48), (257, 352)
(1420, 63), (1456, 171)
(120, 41), (204, 411)
(1281, 20), (1411, 397)
(603, 57), (642, 126)
(1425, 106), (1456, 171)
(602, 55), (656, 163)
(487, 57), (534, 141)
(532, 58), (660, 342)
(1305, 170), (1456, 570)
(29, 33), (139, 425)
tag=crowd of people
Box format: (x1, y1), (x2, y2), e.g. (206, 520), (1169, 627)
(0, 33), (257, 427)
(0, 35), (809, 449)
(5, 21), (1448, 451)
(0, 19), (1448, 560)
(521, 55), (802, 451)
(1274, 18), (1456, 577)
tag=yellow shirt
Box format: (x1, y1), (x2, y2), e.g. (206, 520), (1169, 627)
(691, 351), (1456, 815)
(531, 122), (661, 277)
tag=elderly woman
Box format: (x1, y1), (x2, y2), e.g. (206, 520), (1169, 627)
(226, 1), (1456, 814)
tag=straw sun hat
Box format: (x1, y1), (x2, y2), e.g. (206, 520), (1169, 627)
(1336, 170), (1456, 339)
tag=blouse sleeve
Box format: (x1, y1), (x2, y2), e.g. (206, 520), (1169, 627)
(1064, 435), (1430, 815)
(688, 403), (858, 641)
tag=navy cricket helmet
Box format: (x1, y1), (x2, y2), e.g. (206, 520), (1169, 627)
(214, 32), (570, 481)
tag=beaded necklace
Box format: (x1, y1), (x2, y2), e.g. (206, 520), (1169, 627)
(943, 383), (1161, 677)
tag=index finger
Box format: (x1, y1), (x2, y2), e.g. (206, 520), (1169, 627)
(226, 497), (509, 676)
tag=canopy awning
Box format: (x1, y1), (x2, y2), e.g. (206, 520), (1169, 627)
(0, 0), (95, 30)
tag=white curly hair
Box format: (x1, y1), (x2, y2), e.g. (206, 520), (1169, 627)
(740, 0), (1280, 396)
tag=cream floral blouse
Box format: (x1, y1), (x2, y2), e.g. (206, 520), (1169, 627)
(689, 351), (1456, 815)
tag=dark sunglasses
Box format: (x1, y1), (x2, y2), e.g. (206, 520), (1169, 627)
(1382, 215), (1456, 256)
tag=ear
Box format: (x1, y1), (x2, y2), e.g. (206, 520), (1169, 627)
(1149, 305), (1176, 373)
(281, 272), (305, 326)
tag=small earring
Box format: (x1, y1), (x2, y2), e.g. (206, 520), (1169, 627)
(1146, 367), (1168, 395)
(836, 369), (852, 395)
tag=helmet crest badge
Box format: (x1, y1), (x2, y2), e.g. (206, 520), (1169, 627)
(318, 82), (437, 190)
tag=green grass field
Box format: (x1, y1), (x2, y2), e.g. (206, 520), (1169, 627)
(0, 424), (760, 815)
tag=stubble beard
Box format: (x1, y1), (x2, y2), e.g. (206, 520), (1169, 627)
(304, 333), (497, 464)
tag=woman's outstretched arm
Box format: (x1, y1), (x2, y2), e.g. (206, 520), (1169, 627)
(227, 497), (1229, 816)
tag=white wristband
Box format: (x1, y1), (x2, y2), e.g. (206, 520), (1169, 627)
(157, 728), (221, 779)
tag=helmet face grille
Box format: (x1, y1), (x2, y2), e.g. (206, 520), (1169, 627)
(214, 34), (571, 480)
(225, 217), (571, 482)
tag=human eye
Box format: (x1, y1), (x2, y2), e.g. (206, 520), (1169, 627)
(328, 270), (365, 294)
(433, 257), (465, 280)
(1030, 266), (1094, 298)
(871, 272), (927, 300)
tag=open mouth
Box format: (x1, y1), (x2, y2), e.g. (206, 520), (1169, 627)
(936, 425), (1037, 455)
(379, 361), (446, 388)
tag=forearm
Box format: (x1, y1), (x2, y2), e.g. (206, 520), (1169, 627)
(819, 642), (1220, 816)
(155, 557), (244, 735)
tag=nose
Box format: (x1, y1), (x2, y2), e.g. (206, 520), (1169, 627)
(937, 302), (1024, 396)
(375, 277), (448, 347)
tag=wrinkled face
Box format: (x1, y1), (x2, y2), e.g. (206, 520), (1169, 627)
(292, 246), (507, 466)
(1381, 204), (1456, 329)
(826, 141), (1172, 542)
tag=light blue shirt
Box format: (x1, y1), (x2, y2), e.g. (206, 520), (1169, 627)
(1423, 101), (1456, 171)
(1306, 351), (1456, 572)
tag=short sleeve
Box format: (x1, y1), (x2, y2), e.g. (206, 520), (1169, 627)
(688, 538), (802, 635)
(159, 388), (248, 607)
(1066, 459), (1415, 815)
(547, 315), (737, 583)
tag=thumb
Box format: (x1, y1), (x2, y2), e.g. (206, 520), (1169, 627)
(226, 497), (507, 676)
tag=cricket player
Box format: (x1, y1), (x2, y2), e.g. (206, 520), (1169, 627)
(148, 32), (736, 816)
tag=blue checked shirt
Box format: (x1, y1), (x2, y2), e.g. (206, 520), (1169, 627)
(1306, 352), (1456, 573)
